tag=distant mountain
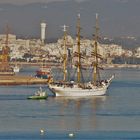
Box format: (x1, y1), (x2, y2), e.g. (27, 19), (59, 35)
(101, 37), (140, 49)
(0, 0), (140, 44)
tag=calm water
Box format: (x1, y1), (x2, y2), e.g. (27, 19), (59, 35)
(0, 67), (140, 139)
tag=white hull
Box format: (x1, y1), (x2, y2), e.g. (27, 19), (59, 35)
(13, 66), (20, 73)
(50, 85), (108, 97)
(49, 75), (114, 97)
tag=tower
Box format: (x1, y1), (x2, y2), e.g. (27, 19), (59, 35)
(40, 22), (46, 45)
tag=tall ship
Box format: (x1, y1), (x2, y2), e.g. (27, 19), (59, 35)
(0, 26), (15, 76)
(49, 14), (114, 97)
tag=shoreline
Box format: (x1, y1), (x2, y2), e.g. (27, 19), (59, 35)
(10, 62), (140, 69)
(102, 64), (140, 69)
(0, 75), (48, 86)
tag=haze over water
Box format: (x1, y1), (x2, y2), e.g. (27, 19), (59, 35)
(0, 67), (140, 139)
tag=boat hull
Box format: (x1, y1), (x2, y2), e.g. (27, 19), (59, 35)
(35, 74), (49, 79)
(49, 75), (114, 97)
(27, 95), (48, 100)
(13, 68), (20, 73)
(50, 85), (108, 97)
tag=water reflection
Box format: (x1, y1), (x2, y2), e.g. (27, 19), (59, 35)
(53, 96), (106, 131)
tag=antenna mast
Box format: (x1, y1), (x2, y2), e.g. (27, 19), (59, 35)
(93, 13), (100, 85)
(77, 14), (81, 84)
(62, 25), (68, 82)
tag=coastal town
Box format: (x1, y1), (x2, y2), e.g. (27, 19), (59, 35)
(0, 33), (140, 68)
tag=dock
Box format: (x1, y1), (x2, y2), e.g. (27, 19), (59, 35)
(0, 75), (48, 85)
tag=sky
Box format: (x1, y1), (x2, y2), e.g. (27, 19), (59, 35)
(0, 0), (69, 5)
(0, 0), (139, 40)
(0, 0), (87, 5)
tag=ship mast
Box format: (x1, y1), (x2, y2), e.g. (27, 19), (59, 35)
(62, 25), (68, 82)
(77, 14), (81, 84)
(93, 13), (100, 85)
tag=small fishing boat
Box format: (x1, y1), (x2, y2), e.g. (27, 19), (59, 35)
(35, 66), (52, 79)
(27, 87), (48, 100)
(13, 65), (20, 73)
